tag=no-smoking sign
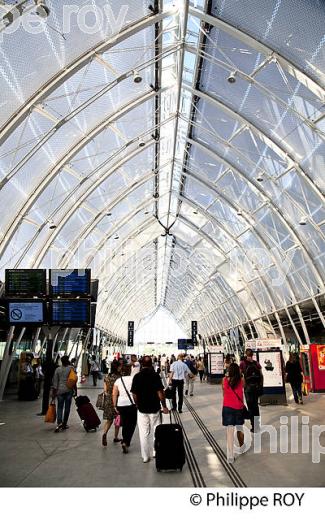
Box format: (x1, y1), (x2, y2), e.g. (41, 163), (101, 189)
(10, 308), (22, 321)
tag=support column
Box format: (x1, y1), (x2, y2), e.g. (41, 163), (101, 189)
(0, 326), (15, 401)
(39, 331), (55, 415)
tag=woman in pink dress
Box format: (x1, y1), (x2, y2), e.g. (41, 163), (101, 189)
(222, 363), (246, 463)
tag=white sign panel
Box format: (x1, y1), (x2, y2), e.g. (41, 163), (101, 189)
(210, 353), (224, 375)
(258, 351), (283, 388)
(246, 338), (282, 350)
(9, 302), (43, 323)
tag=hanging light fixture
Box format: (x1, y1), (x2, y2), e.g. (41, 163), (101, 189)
(35, 1), (50, 18)
(227, 71), (237, 84)
(48, 220), (57, 230)
(133, 70), (142, 84)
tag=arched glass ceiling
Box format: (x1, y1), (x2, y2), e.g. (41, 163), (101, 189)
(0, 0), (324, 343)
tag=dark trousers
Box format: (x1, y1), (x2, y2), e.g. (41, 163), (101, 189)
(198, 370), (204, 382)
(117, 405), (137, 447)
(172, 379), (184, 411)
(57, 391), (73, 425)
(91, 371), (98, 386)
(245, 387), (260, 430)
(290, 382), (303, 403)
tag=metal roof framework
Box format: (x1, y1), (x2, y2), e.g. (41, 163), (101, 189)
(0, 0), (324, 343)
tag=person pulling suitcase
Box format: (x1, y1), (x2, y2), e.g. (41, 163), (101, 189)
(131, 356), (168, 463)
(51, 356), (76, 432)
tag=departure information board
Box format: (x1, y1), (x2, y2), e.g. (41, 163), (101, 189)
(8, 300), (44, 324)
(5, 269), (46, 296)
(50, 269), (91, 296)
(178, 338), (194, 350)
(50, 299), (91, 326)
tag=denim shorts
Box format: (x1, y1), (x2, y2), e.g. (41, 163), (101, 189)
(222, 406), (245, 426)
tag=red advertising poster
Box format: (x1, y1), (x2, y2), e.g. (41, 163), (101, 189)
(317, 345), (325, 370)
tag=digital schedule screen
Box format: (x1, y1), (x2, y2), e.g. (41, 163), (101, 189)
(50, 269), (91, 296)
(50, 299), (91, 326)
(8, 300), (45, 324)
(178, 339), (194, 350)
(5, 269), (46, 296)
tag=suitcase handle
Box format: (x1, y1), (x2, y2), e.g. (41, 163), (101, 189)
(160, 409), (173, 425)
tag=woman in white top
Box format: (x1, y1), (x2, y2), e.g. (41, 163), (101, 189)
(112, 364), (137, 454)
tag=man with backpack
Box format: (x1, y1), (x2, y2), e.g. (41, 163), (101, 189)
(240, 349), (263, 432)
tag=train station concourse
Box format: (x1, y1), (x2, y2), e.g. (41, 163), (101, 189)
(0, 0), (325, 498)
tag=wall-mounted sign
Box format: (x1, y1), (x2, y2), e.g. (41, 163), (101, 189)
(246, 338), (282, 350)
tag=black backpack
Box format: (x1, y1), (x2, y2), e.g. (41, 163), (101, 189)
(244, 360), (262, 387)
(188, 361), (198, 375)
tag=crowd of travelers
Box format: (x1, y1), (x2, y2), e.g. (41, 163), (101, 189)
(16, 346), (304, 466)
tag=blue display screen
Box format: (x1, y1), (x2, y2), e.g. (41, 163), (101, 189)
(178, 339), (194, 350)
(51, 299), (90, 325)
(50, 269), (90, 296)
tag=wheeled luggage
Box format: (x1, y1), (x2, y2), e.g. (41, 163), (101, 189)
(154, 415), (185, 472)
(75, 395), (101, 432)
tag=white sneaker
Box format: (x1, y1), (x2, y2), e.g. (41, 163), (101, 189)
(143, 457), (150, 463)
(227, 457), (234, 464)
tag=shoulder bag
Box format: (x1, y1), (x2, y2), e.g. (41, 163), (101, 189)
(96, 392), (105, 410)
(228, 381), (250, 420)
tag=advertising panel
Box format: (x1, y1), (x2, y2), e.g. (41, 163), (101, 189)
(246, 338), (282, 350)
(210, 353), (224, 375)
(258, 350), (283, 388)
(316, 345), (325, 371)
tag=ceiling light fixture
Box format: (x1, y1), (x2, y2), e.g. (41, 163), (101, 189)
(48, 220), (57, 230)
(35, 1), (50, 18)
(133, 70), (142, 84)
(227, 70), (237, 84)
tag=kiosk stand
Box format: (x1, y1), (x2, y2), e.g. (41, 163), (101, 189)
(207, 351), (224, 384)
(256, 349), (287, 406)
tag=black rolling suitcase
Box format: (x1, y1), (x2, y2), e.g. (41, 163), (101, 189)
(75, 395), (101, 432)
(155, 413), (185, 472)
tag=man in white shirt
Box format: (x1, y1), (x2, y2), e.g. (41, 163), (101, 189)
(130, 355), (141, 376)
(168, 354), (193, 413)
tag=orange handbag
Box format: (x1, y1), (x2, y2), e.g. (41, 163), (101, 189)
(45, 402), (57, 423)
